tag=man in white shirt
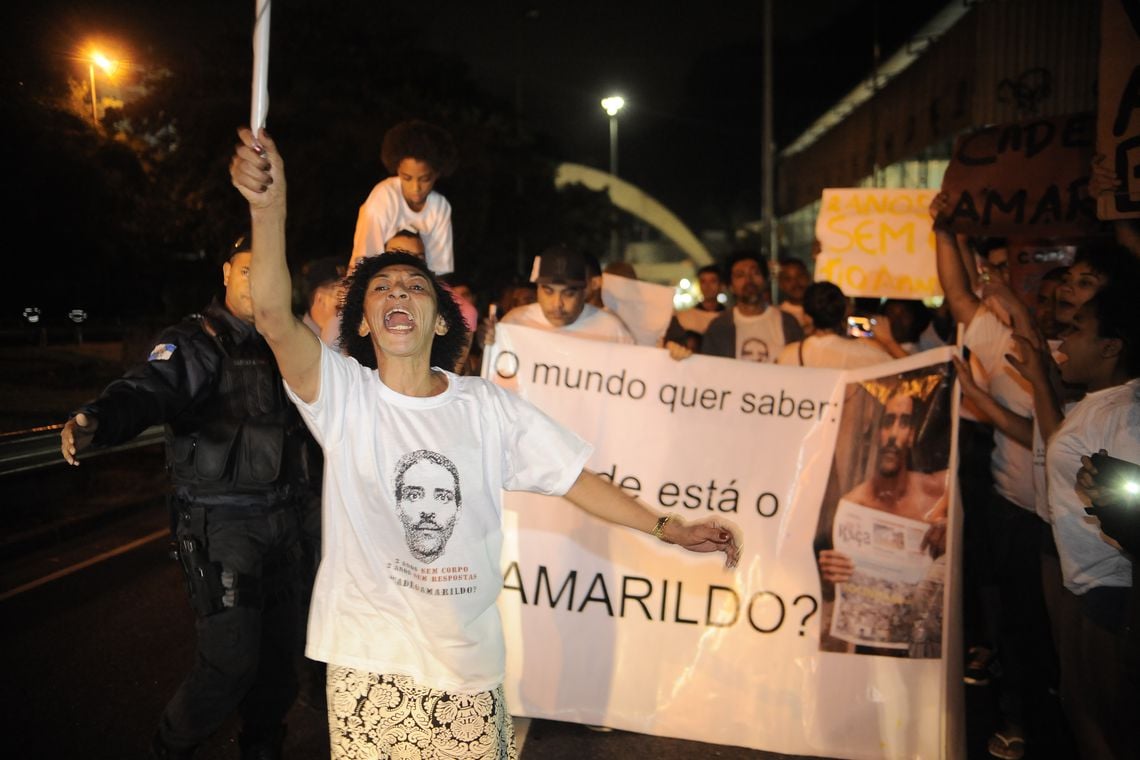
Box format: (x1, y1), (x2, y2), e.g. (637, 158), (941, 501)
(500, 244), (635, 345)
(700, 251), (803, 362)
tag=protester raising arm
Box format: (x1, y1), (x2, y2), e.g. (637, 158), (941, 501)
(930, 191), (981, 328)
(230, 128), (322, 403)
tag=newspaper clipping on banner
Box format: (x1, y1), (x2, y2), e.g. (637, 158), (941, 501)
(484, 324), (962, 760)
(830, 500), (940, 651)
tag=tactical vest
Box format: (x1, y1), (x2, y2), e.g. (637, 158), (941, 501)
(166, 313), (308, 497)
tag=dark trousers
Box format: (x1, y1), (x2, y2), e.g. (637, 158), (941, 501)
(958, 418), (996, 649)
(158, 504), (302, 753)
(988, 494), (1058, 741)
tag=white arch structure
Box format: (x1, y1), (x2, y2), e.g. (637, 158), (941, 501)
(553, 163), (713, 267)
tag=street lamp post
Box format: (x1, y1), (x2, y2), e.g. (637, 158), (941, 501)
(88, 51), (117, 126)
(600, 95), (625, 260)
(600, 95), (625, 177)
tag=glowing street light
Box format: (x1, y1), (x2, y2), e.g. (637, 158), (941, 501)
(87, 49), (119, 125)
(601, 95), (625, 117)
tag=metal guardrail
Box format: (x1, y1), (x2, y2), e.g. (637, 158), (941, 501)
(0, 425), (165, 477)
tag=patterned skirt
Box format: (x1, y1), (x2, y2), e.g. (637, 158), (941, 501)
(327, 666), (517, 760)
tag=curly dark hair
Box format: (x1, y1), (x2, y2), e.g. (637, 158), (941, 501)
(381, 120), (458, 177)
(338, 253), (467, 372)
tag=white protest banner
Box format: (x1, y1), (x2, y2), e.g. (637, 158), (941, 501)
(600, 274), (675, 346)
(486, 325), (962, 759)
(815, 188), (942, 299)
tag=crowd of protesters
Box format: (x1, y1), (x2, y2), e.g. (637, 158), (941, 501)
(60, 113), (1139, 760)
(287, 119), (1140, 760)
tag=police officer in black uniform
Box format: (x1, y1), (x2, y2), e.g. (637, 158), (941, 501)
(61, 234), (315, 760)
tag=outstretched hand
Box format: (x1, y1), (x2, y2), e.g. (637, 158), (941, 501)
(661, 515), (740, 569)
(61, 412), (98, 466)
(229, 128), (285, 211)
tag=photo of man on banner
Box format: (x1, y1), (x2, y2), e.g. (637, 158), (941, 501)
(814, 365), (954, 658)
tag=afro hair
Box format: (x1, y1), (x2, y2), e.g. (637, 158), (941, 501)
(380, 120), (458, 177)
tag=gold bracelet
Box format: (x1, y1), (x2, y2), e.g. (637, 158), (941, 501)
(651, 514), (673, 541)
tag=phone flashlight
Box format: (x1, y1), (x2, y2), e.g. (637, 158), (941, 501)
(847, 316), (875, 338)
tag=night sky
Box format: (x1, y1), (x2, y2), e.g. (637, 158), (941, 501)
(0, 0), (949, 320)
(7, 0), (942, 230)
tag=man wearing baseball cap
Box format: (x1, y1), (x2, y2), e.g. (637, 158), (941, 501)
(499, 244), (634, 344)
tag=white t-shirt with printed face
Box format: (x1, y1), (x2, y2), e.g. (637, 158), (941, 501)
(286, 343), (593, 693)
(1046, 379), (1139, 594)
(733, 306), (785, 363)
(964, 306), (1035, 511)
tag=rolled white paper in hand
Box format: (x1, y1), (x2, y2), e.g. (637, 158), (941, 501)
(250, 0), (271, 137)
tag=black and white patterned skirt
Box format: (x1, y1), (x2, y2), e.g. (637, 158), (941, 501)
(327, 666), (517, 760)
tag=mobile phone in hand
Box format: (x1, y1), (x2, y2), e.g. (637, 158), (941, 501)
(847, 316), (875, 338)
(1090, 452), (1140, 500)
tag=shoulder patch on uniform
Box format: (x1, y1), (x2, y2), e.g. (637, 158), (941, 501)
(148, 343), (177, 361)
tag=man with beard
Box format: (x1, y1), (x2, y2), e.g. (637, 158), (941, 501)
(700, 251), (802, 362)
(816, 390), (949, 653)
(394, 450), (462, 563)
(843, 391), (946, 520)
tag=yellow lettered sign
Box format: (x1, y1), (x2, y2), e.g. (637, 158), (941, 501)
(814, 188), (942, 299)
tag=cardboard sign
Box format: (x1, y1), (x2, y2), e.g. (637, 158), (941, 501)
(1097, 0), (1140, 219)
(941, 112), (1097, 236)
(814, 188), (942, 299)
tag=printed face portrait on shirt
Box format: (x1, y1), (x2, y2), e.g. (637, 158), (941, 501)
(876, 393), (916, 477)
(394, 450), (462, 564)
(741, 337), (769, 362)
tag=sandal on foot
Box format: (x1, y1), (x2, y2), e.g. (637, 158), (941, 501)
(987, 730), (1025, 760)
